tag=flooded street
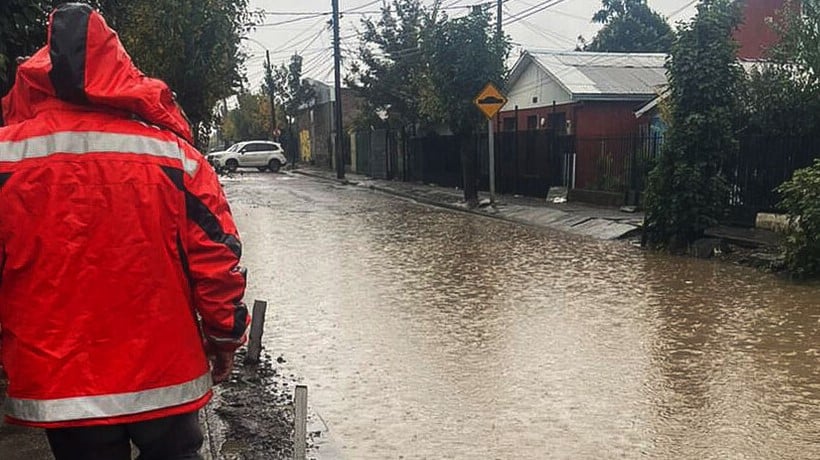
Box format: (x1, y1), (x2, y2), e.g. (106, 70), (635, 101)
(225, 173), (819, 459)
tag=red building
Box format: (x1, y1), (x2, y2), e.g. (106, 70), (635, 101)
(499, 1), (791, 200)
(500, 51), (667, 191)
(735, 0), (787, 59)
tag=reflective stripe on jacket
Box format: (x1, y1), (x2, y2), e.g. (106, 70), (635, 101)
(0, 4), (249, 427)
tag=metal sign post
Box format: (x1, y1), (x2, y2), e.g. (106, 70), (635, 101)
(473, 82), (508, 205)
(488, 117), (495, 203)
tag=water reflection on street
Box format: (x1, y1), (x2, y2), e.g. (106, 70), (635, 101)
(225, 173), (819, 459)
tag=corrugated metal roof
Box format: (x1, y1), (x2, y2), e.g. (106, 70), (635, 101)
(528, 51), (667, 100)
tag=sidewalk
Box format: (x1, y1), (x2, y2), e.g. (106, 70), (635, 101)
(291, 166), (645, 241)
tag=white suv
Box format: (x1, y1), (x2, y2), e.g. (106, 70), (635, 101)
(207, 140), (288, 173)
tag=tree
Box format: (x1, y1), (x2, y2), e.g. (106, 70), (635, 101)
(742, 0), (820, 136)
(272, 54), (315, 125)
(0, 1), (252, 147)
(347, 0), (427, 131)
(0, 1), (51, 105)
(746, 0), (820, 277)
(222, 91), (271, 144)
(421, 6), (510, 206)
(643, 0), (744, 249)
(106, 0), (252, 146)
(769, 0), (820, 92)
(270, 54), (314, 163)
(582, 0), (673, 53)
(743, 66), (820, 136)
(777, 159), (820, 278)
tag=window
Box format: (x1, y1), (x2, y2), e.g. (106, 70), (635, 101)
(245, 143), (273, 152)
(526, 115), (538, 130)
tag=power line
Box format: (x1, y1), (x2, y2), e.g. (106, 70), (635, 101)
(503, 4), (576, 46)
(504, 0), (569, 26)
(668, 0), (698, 19)
(261, 11), (329, 16)
(259, 0), (381, 16)
(441, 0), (473, 9)
(255, 14), (327, 28)
(253, 0), (579, 76)
(503, 0), (557, 21)
(515, 17), (576, 48)
(298, 27), (329, 56)
(256, 0), (499, 21)
(302, 49), (335, 77)
(347, 0), (384, 12)
(267, 17), (329, 53)
(534, 6), (589, 21)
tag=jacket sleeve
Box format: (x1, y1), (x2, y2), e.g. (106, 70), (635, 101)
(180, 145), (250, 351)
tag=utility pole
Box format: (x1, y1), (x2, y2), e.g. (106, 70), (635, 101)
(221, 97), (229, 149)
(331, 0), (345, 179)
(497, 0), (502, 40)
(265, 50), (277, 138)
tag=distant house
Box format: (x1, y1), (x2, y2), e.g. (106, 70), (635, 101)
(402, 0), (788, 205)
(634, 93), (667, 141)
(501, 51), (667, 138)
(500, 51), (667, 194)
(293, 78), (362, 170)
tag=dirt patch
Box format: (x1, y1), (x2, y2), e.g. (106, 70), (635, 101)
(213, 350), (298, 460)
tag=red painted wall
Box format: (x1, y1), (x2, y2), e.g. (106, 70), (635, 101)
(498, 101), (642, 136)
(499, 101), (646, 189)
(573, 102), (645, 189)
(734, 0), (786, 59)
(572, 102), (642, 137)
(497, 104), (575, 133)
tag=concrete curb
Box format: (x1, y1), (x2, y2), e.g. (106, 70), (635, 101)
(291, 169), (515, 220)
(289, 169), (642, 240)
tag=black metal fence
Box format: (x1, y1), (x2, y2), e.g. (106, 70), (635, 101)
(406, 134), (464, 188)
(352, 129), (399, 180)
(574, 134), (663, 205)
(406, 130), (574, 196)
(727, 135), (820, 224)
(577, 133), (820, 225)
(497, 131), (574, 196)
(397, 130), (820, 225)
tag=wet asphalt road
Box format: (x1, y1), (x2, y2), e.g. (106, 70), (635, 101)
(224, 171), (820, 460)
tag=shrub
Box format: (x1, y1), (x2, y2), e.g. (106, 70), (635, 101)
(777, 159), (820, 278)
(643, 0), (743, 248)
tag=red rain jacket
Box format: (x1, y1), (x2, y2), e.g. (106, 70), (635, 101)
(0, 4), (249, 428)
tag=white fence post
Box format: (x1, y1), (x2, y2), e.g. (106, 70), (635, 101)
(294, 385), (308, 460)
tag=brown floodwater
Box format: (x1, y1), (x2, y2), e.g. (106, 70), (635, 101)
(225, 173), (819, 459)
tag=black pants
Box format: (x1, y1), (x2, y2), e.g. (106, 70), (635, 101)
(45, 411), (203, 460)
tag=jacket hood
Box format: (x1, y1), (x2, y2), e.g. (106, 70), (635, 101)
(1, 3), (193, 143)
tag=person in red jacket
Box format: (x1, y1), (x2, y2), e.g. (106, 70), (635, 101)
(0, 3), (250, 459)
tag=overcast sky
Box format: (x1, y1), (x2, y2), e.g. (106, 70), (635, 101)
(244, 0), (699, 87)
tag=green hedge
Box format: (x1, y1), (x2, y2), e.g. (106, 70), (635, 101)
(778, 159), (820, 278)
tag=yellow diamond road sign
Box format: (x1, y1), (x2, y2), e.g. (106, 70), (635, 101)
(473, 82), (507, 119)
